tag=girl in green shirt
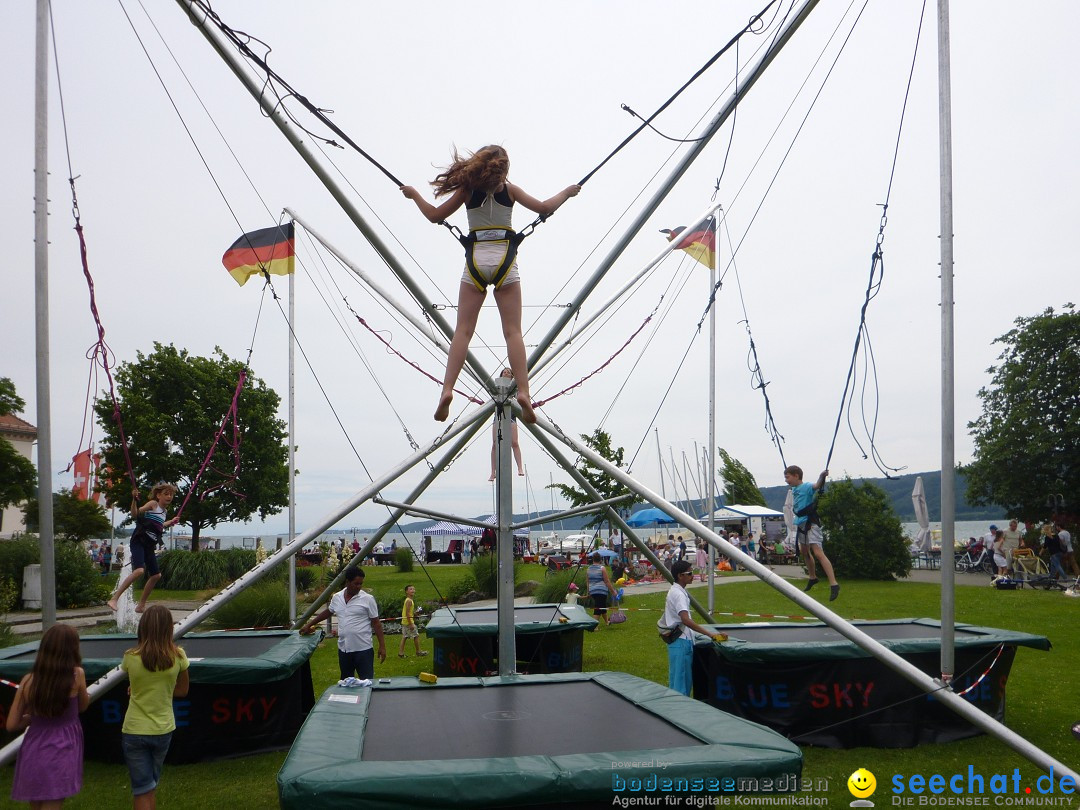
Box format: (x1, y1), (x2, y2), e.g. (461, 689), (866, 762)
(121, 605), (189, 809)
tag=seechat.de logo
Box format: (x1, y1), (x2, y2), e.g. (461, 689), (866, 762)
(849, 768), (878, 807)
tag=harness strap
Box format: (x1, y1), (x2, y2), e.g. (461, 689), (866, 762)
(459, 228), (524, 291)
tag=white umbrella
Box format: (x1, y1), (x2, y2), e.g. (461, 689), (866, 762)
(911, 476), (932, 554)
(783, 488), (795, 549)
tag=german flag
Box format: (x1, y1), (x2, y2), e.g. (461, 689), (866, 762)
(221, 222), (295, 286)
(660, 217), (716, 269)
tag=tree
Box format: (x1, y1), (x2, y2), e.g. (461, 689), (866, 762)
(719, 448), (766, 506)
(818, 477), (910, 580)
(965, 305), (1080, 525)
(548, 428), (637, 534)
(0, 377), (37, 517)
(23, 489), (112, 544)
(94, 343), (289, 551)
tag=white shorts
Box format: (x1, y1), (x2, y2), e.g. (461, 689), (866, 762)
(798, 523), (824, 547)
(462, 240), (520, 288)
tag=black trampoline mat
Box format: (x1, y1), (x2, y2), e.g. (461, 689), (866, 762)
(6, 634), (285, 661)
(722, 623), (983, 645)
(447, 606), (567, 626)
(361, 681), (702, 761)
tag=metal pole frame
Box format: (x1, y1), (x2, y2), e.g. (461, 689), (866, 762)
(176, 1), (488, 390)
(530, 413), (1078, 782)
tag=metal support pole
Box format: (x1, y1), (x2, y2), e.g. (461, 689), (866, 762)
(937, 0), (957, 682)
(494, 377), (517, 675)
(33, 0), (55, 630)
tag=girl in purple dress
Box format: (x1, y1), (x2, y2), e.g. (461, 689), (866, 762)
(7, 623), (89, 808)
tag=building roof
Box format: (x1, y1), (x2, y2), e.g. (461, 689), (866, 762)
(0, 413), (37, 440)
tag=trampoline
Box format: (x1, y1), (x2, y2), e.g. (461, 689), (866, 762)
(278, 671), (803, 809)
(692, 618), (1050, 748)
(425, 603), (598, 676)
(0, 630), (320, 763)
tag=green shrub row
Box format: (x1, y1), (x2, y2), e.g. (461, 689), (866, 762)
(157, 548), (257, 590)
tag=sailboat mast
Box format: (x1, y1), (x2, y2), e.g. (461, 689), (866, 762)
(34, 0), (56, 630)
(937, 0), (957, 681)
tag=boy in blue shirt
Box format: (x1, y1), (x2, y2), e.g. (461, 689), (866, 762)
(784, 465), (839, 601)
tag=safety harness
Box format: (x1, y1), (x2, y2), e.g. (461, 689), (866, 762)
(458, 227), (525, 291)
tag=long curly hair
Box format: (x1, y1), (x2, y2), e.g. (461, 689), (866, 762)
(25, 623), (81, 718)
(431, 145), (509, 197)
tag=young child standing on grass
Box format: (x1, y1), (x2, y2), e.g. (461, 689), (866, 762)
(401, 145), (580, 423)
(109, 483), (179, 613)
(7, 624), (90, 808)
(121, 605), (189, 810)
(397, 585), (427, 658)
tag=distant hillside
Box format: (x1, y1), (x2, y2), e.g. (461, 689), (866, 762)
(760, 469), (1003, 522)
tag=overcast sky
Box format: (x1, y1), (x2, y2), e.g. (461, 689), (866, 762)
(3, 1), (1077, 536)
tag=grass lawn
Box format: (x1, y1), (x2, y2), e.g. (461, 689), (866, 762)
(1, 570), (1075, 808)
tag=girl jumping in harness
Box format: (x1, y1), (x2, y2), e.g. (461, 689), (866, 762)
(401, 145), (580, 423)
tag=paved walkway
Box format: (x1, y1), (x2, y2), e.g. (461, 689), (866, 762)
(6, 600), (201, 637)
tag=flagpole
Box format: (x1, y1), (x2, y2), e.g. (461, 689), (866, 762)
(34, 0), (56, 631)
(288, 262), (297, 623)
(707, 216), (717, 611)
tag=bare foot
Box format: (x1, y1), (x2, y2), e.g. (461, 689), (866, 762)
(517, 470), (525, 476)
(135, 604), (146, 614)
(434, 391), (452, 422)
(107, 598), (119, 612)
(488, 473), (496, 482)
(516, 393), (536, 424)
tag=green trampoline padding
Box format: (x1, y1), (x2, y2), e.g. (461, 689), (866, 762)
(701, 618), (1051, 664)
(0, 630), (321, 684)
(277, 671), (802, 810)
(424, 603), (599, 637)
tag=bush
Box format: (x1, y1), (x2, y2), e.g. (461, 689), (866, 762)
(55, 540), (110, 607)
(0, 537), (107, 608)
(205, 580), (289, 629)
(530, 569), (588, 604)
(370, 589), (404, 622)
(0, 538), (39, 600)
(443, 573), (478, 605)
(395, 547), (413, 573)
(158, 548), (259, 590)
(818, 477), (912, 580)
(467, 555), (525, 599)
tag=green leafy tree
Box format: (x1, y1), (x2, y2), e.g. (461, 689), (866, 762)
(0, 377), (37, 518)
(965, 305), (1080, 525)
(719, 448), (766, 506)
(23, 489), (112, 544)
(548, 428), (637, 534)
(818, 477), (910, 580)
(93, 343), (289, 551)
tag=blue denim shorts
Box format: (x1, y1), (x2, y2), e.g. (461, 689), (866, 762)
(122, 731), (172, 795)
(129, 540), (160, 577)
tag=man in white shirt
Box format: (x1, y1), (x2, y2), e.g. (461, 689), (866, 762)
(659, 560), (725, 696)
(302, 566), (386, 680)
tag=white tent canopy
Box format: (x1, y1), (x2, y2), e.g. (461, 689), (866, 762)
(424, 521), (477, 536)
(701, 504), (784, 521)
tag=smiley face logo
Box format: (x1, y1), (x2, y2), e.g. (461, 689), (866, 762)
(848, 768), (877, 799)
